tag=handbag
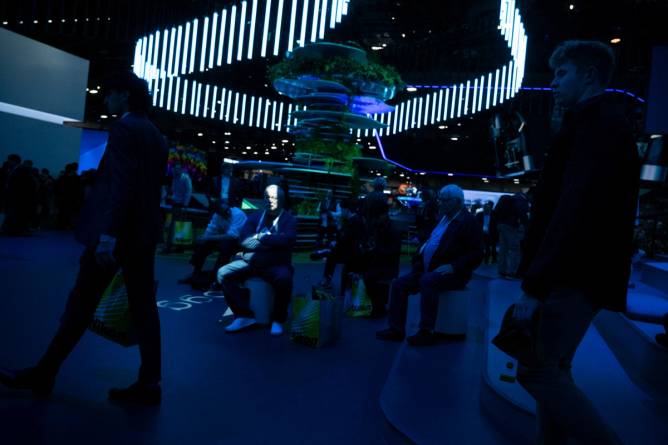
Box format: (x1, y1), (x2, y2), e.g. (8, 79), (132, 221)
(173, 220), (193, 245)
(89, 272), (137, 347)
(491, 304), (540, 367)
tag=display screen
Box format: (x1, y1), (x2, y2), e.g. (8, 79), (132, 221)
(78, 129), (109, 173)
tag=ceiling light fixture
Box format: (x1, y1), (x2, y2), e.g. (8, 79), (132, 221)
(406, 87), (417, 92)
(89, 89), (98, 94)
(610, 37), (621, 44)
(197, 132), (204, 136)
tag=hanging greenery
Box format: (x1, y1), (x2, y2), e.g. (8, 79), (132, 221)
(268, 53), (404, 90)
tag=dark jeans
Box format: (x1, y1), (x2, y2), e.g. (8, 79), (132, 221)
(36, 244), (161, 384)
(217, 259), (294, 323)
(190, 238), (239, 273)
(165, 204), (185, 250)
(388, 268), (466, 333)
(482, 232), (497, 264)
(517, 288), (622, 445)
(363, 269), (393, 314)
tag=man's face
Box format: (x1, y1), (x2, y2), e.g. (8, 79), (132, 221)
(173, 165), (182, 176)
(550, 61), (587, 108)
(264, 186), (282, 212)
(438, 194), (461, 215)
(104, 90), (128, 115)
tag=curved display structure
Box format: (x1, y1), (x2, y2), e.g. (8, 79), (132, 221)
(132, 0), (528, 137)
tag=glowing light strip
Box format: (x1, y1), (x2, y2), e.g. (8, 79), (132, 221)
(226, 89), (232, 121)
(233, 91), (240, 123)
(204, 84), (210, 118)
(189, 19), (198, 73)
(288, 0), (298, 52)
(0, 100), (77, 125)
(175, 77), (181, 112)
(195, 82), (202, 117)
(256, 97), (263, 126)
(174, 26), (183, 75)
(272, 100), (278, 130)
(319, 0), (328, 39)
(159, 30), (168, 107)
(261, 0), (272, 57)
(248, 0), (258, 58)
(272, 0), (285, 56)
(227, 5), (237, 64)
(182, 24), (190, 74)
(167, 27), (175, 78)
(450, 85), (456, 119)
(240, 93), (247, 124)
(443, 88), (450, 121)
(219, 87), (227, 119)
(182, 79), (189, 114)
(472, 78), (478, 114)
(249, 96), (256, 126)
(263, 99), (270, 128)
(311, 0), (320, 43)
(212, 85), (218, 117)
(167, 77), (174, 111)
(209, 13), (218, 68)
(300, 0), (310, 46)
(277, 101), (284, 131)
(200, 17), (209, 72)
(330, 0), (337, 28)
(145, 34), (154, 80)
(217, 10), (227, 65)
(238, 2), (248, 61)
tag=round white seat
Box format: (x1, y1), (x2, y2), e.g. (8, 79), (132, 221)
(244, 277), (275, 324)
(434, 287), (471, 335)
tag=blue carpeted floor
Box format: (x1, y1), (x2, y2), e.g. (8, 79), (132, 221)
(0, 231), (411, 445)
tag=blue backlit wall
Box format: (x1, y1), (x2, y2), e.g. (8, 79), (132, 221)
(0, 27), (88, 174)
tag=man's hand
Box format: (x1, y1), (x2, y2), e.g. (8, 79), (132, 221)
(434, 264), (454, 275)
(513, 293), (540, 322)
(95, 234), (117, 267)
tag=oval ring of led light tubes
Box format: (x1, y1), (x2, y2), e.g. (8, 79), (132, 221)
(132, 0), (526, 137)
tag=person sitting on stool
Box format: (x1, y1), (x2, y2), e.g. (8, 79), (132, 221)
(162, 162), (192, 254)
(178, 200), (247, 289)
(218, 184), (296, 336)
(376, 184), (483, 346)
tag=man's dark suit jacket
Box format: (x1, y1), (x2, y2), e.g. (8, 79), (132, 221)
(413, 209), (484, 283)
(518, 94), (640, 312)
(238, 209), (297, 268)
(76, 113), (168, 248)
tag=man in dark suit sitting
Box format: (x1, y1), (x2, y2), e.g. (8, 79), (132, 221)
(0, 72), (168, 404)
(376, 184), (483, 346)
(218, 184), (297, 336)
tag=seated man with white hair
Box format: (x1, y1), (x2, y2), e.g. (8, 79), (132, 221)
(376, 184), (483, 346)
(217, 184), (297, 336)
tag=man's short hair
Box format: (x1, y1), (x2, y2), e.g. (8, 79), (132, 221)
(103, 71), (151, 113)
(549, 40), (615, 87)
(439, 184), (465, 202)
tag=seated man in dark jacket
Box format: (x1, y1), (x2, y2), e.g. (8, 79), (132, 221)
(217, 184), (296, 336)
(377, 184), (483, 346)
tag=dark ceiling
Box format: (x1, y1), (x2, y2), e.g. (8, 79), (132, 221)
(1, 0), (667, 176)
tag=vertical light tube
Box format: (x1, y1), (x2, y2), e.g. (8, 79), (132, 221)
(200, 17), (209, 72)
(457, 83), (464, 117)
(450, 86), (457, 119)
(499, 0), (508, 36)
(311, 0), (320, 42)
(277, 102), (284, 131)
(217, 10), (227, 65)
(174, 77), (181, 113)
(507, 0), (516, 44)
(167, 28), (175, 78)
(134, 41), (141, 76)
(443, 88), (450, 121)
(211, 86), (218, 118)
(256, 97), (263, 126)
(219, 88), (227, 120)
(227, 5), (237, 64)
(248, 0), (258, 58)
(240, 93), (247, 125)
(507, 61), (514, 100)
(330, 0), (337, 28)
(300, 0), (310, 47)
(319, 0), (328, 39)
(336, 0), (343, 22)
(195, 83), (203, 117)
(152, 31), (160, 95)
(286, 103), (293, 132)
(430, 92), (437, 124)
(181, 79), (188, 114)
(271, 100), (278, 130)
(145, 34), (154, 80)
(189, 19), (198, 73)
(225, 90), (232, 121)
(233, 92), (240, 123)
(261, 0), (273, 57)
(166, 77), (174, 110)
(273, 0), (284, 56)
(263, 99), (270, 129)
(238, 1), (248, 61)
(378, 113), (384, 136)
(437, 89), (444, 122)
(190, 81), (197, 115)
(478, 75), (484, 112)
(159, 30), (168, 108)
(500, 65), (507, 103)
(287, 0), (298, 52)
(249, 96), (256, 126)
(404, 101), (411, 131)
(174, 26), (183, 75)
(417, 97), (423, 128)
(203, 84), (210, 118)
(472, 79), (478, 115)
(209, 13), (218, 68)
(424, 95), (430, 125)
(493, 69), (500, 106)
(342, 0), (349, 15)
(182, 23), (190, 74)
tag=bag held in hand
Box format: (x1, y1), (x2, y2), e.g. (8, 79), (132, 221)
(491, 304), (540, 367)
(291, 286), (343, 348)
(89, 272), (138, 347)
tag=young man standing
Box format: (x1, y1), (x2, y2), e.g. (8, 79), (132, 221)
(0, 72), (168, 404)
(514, 41), (639, 444)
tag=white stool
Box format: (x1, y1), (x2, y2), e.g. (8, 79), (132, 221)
(434, 288), (471, 336)
(244, 277), (275, 324)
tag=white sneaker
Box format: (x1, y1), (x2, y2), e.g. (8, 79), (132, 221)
(225, 317), (257, 333)
(270, 322), (284, 336)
